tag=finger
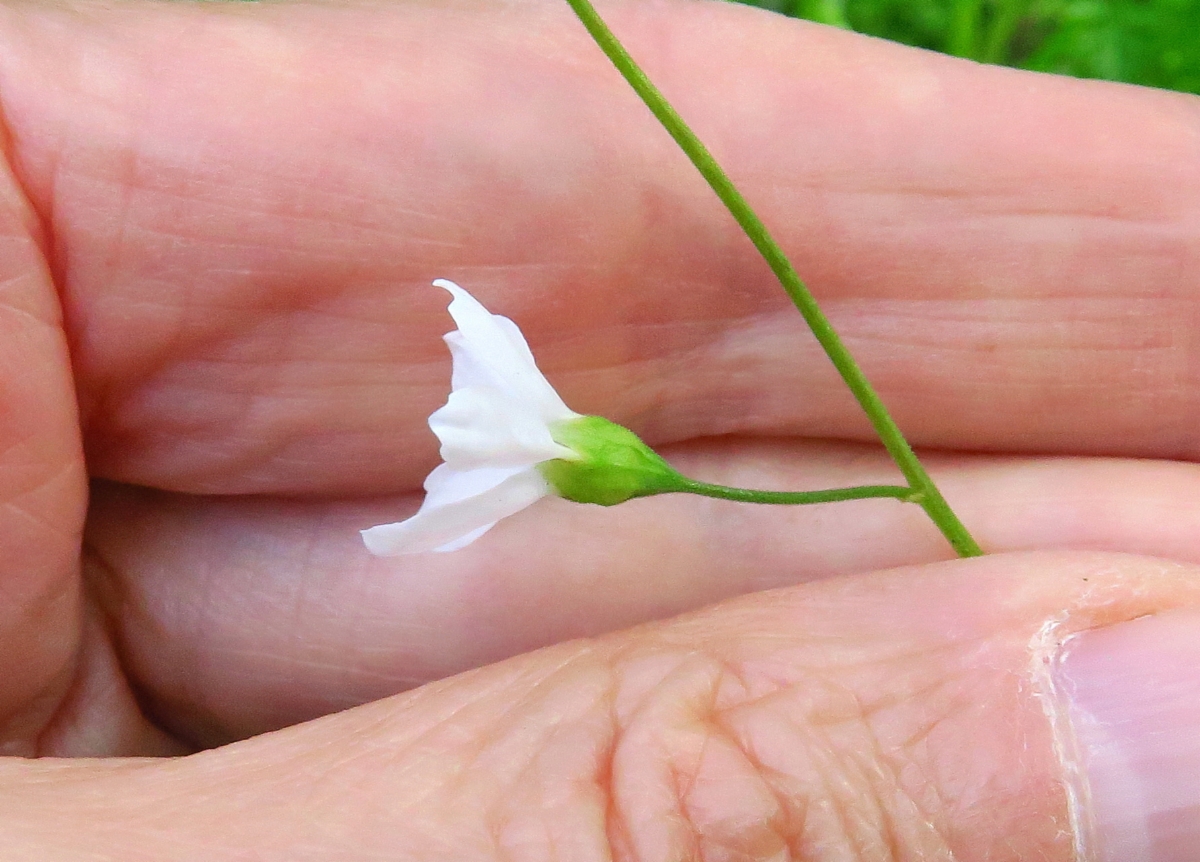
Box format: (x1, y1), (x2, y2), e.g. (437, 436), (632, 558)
(0, 1), (1197, 494)
(85, 442), (1200, 744)
(0, 123), (86, 749)
(9, 552), (1200, 860)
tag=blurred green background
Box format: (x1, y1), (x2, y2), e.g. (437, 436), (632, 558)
(731, 0), (1200, 94)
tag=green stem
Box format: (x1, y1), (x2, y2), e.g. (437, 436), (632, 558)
(678, 481), (915, 506)
(563, 0), (983, 558)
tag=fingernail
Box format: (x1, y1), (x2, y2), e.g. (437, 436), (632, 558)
(1054, 607), (1200, 862)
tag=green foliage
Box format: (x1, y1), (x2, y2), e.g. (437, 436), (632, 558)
(732, 0), (1200, 94)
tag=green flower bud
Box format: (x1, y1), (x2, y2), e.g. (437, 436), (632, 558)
(539, 415), (686, 506)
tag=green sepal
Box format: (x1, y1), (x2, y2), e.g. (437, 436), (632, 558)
(539, 415), (686, 506)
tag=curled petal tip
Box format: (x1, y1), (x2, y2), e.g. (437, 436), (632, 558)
(433, 278), (487, 320)
(433, 278), (464, 297)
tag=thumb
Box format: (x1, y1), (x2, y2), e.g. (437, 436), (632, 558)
(1054, 602), (1200, 861)
(1, 551), (1197, 861)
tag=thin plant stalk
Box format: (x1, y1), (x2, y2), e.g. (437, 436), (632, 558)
(678, 481), (916, 506)
(563, 0), (983, 558)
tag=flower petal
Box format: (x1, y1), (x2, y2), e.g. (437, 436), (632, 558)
(434, 279), (578, 424)
(421, 461), (524, 506)
(360, 464), (550, 555)
(431, 524), (493, 553)
(429, 385), (575, 470)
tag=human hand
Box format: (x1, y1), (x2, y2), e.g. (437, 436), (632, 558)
(1, 0), (1198, 858)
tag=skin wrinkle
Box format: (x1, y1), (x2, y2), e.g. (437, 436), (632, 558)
(437, 651), (615, 861)
(100, 164), (465, 244)
(867, 694), (962, 858)
(606, 648), (715, 858)
(825, 737), (889, 861)
(598, 688), (635, 862)
(704, 622), (1028, 856)
(869, 744), (933, 862)
(844, 298), (1179, 351)
(418, 650), (606, 765)
(0, 496), (62, 543)
(752, 689), (882, 858)
(669, 750), (706, 860)
(605, 644), (918, 860)
(493, 692), (614, 861)
(820, 706), (938, 858)
(704, 695), (796, 861)
(0, 276), (59, 328)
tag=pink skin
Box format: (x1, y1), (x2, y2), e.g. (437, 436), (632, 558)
(0, 0), (1197, 856)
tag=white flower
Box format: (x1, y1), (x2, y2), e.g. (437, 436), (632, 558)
(361, 280), (582, 555)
